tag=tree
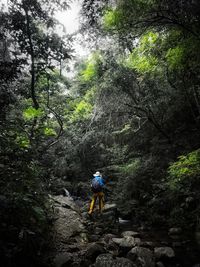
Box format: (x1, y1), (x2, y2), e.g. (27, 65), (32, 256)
(79, 0), (200, 228)
(0, 1), (73, 266)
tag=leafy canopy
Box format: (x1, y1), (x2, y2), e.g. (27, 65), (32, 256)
(168, 149), (200, 190)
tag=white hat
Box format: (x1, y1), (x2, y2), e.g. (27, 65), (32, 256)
(93, 171), (101, 177)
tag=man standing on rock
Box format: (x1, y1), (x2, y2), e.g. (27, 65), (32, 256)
(88, 171), (106, 215)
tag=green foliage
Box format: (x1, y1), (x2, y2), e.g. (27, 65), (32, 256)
(117, 158), (140, 175)
(44, 127), (57, 136)
(140, 31), (159, 50)
(166, 46), (185, 70)
(102, 0), (156, 31)
(126, 51), (158, 73)
(81, 61), (96, 81)
(81, 53), (102, 81)
(103, 8), (123, 30)
(23, 107), (44, 120)
(167, 149), (200, 190)
(124, 31), (161, 74)
(72, 100), (93, 121)
(84, 86), (96, 104)
(16, 134), (30, 148)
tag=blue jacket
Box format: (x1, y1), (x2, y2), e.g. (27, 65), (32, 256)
(93, 176), (105, 187)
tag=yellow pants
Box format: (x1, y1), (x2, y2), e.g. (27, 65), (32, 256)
(88, 192), (104, 214)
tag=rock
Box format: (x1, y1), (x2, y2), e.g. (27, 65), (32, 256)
(66, 244), (81, 252)
(52, 195), (79, 212)
(50, 194), (87, 262)
(103, 234), (117, 244)
(94, 227), (103, 235)
(112, 238), (123, 245)
(112, 236), (136, 248)
(102, 235), (119, 255)
(53, 206), (85, 242)
(172, 241), (182, 247)
(106, 243), (119, 256)
(104, 203), (117, 211)
(154, 247), (175, 259)
(54, 252), (72, 267)
(101, 211), (117, 222)
(185, 196), (194, 203)
(95, 253), (136, 267)
(120, 236), (136, 248)
(75, 232), (88, 243)
(121, 231), (140, 238)
(160, 241), (169, 246)
(169, 235), (180, 240)
(140, 241), (155, 248)
(85, 243), (106, 262)
(168, 227), (182, 235)
(134, 237), (141, 246)
(127, 246), (155, 267)
(156, 262), (165, 267)
(89, 235), (101, 242)
(94, 253), (113, 267)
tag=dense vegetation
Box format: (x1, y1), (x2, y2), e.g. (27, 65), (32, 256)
(1, 0), (200, 266)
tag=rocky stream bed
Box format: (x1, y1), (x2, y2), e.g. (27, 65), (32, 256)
(45, 195), (200, 267)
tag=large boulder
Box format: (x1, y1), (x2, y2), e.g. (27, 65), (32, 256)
(85, 243), (106, 262)
(127, 246), (155, 267)
(53, 206), (85, 242)
(95, 253), (136, 267)
(51, 195), (79, 212)
(51, 195), (86, 253)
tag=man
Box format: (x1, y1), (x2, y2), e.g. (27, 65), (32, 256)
(88, 171), (105, 215)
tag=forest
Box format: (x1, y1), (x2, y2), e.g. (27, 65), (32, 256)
(0, 0), (200, 266)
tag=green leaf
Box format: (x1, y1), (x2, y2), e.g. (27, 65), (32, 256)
(16, 135), (30, 148)
(44, 127), (57, 136)
(103, 8), (123, 30)
(23, 107), (44, 120)
(166, 45), (185, 70)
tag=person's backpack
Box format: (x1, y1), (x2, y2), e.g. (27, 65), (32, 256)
(91, 178), (102, 192)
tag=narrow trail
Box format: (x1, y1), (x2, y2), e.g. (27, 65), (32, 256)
(45, 194), (200, 267)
